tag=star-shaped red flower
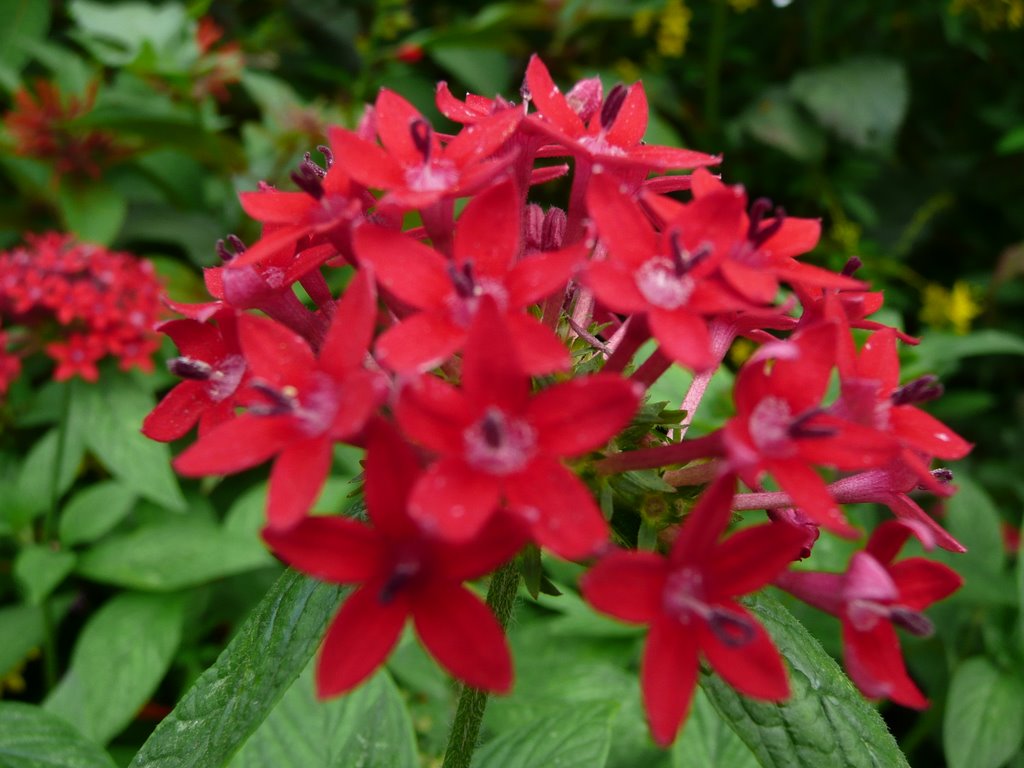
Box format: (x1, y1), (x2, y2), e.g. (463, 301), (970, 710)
(355, 178), (583, 374)
(173, 270), (386, 528)
(264, 422), (528, 696)
(396, 298), (641, 559)
(582, 474), (806, 746)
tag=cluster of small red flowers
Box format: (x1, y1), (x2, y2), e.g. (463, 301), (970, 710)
(193, 17), (244, 101)
(0, 232), (164, 388)
(2, 80), (121, 179)
(145, 55), (968, 747)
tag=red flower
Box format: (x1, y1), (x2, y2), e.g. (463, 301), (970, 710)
(143, 309), (248, 442)
(723, 323), (896, 537)
(833, 326), (971, 494)
(263, 422), (527, 696)
(328, 89), (522, 211)
(355, 178), (583, 374)
(775, 520), (961, 708)
(173, 270), (386, 528)
(396, 298), (641, 559)
(642, 168), (863, 304)
(582, 474), (806, 746)
(585, 169), (753, 370)
(524, 55), (720, 174)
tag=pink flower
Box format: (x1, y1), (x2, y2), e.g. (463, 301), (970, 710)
(776, 520), (961, 707)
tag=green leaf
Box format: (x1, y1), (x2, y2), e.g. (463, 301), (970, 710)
(996, 125), (1024, 155)
(68, 0), (190, 67)
(904, 330), (1024, 379)
(14, 545), (77, 604)
(737, 88), (827, 162)
(0, 597), (73, 677)
(790, 57), (908, 151)
(129, 570), (347, 768)
(943, 657), (1024, 768)
(56, 180), (127, 246)
(227, 664), (417, 768)
(70, 374), (186, 512)
(44, 592), (186, 745)
(673, 687), (759, 768)
(473, 701), (618, 768)
(0, 0), (51, 79)
(59, 481), (137, 546)
(0, 702), (116, 768)
(12, 425), (86, 526)
(700, 592), (909, 768)
(429, 46), (513, 96)
(941, 474), (1005, 578)
(76, 516), (272, 591)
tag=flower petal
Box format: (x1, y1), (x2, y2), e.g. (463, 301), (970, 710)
(642, 616), (700, 747)
(648, 309), (714, 371)
(587, 171), (659, 267)
(526, 55), (585, 137)
(453, 179), (519, 276)
(504, 457), (609, 559)
(408, 457), (502, 542)
(327, 126), (406, 190)
(505, 243), (586, 307)
(700, 603), (790, 700)
(317, 585), (408, 697)
(266, 436), (333, 529)
(173, 414), (298, 476)
(363, 421), (422, 537)
(262, 516), (384, 583)
(581, 550), (667, 623)
(842, 619), (927, 709)
(319, 268), (377, 378)
(396, 374), (469, 455)
(887, 558), (962, 610)
(375, 312), (465, 374)
(239, 314), (316, 381)
(413, 582), (513, 693)
(143, 381), (207, 442)
(353, 224), (452, 309)
(436, 511), (530, 581)
(709, 522), (807, 597)
(505, 313), (571, 375)
(528, 374), (640, 457)
(766, 459), (859, 538)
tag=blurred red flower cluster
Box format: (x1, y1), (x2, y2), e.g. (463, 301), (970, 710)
(0, 232), (164, 390)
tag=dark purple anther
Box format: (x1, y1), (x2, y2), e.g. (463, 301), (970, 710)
(668, 231), (713, 277)
(707, 607), (757, 647)
(600, 84), (628, 129)
(747, 198), (786, 248)
(168, 356), (213, 380)
(410, 119), (433, 161)
(788, 409), (838, 439)
(892, 375), (944, 406)
(890, 607), (934, 637)
(842, 256), (864, 277)
(216, 235), (247, 263)
(290, 164), (325, 199)
(448, 261), (477, 299)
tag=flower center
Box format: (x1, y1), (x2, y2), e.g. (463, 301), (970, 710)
(662, 567), (756, 646)
(748, 396), (794, 453)
(635, 257), (694, 310)
(445, 261), (510, 327)
(463, 406), (537, 475)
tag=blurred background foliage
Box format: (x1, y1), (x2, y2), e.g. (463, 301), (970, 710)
(0, 1), (1022, 766)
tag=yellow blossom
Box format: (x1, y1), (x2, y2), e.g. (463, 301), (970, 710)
(728, 0), (760, 11)
(657, 0), (693, 58)
(949, 0), (1024, 29)
(920, 281), (983, 335)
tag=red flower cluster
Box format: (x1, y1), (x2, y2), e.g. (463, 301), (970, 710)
(147, 55), (967, 746)
(3, 80), (122, 179)
(0, 232), (164, 388)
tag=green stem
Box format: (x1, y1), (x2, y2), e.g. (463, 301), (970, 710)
(40, 380), (71, 691)
(441, 560), (521, 768)
(704, 0), (728, 139)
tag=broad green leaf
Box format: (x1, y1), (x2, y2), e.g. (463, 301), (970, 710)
(0, 597), (73, 677)
(0, 702), (116, 768)
(45, 592), (186, 745)
(228, 664), (417, 768)
(68, 0), (190, 67)
(941, 474), (1005, 578)
(737, 89), (827, 162)
(76, 516), (272, 591)
(673, 687), (759, 768)
(14, 545), (76, 604)
(790, 57), (908, 151)
(943, 657), (1024, 768)
(0, 0), (51, 78)
(473, 701), (618, 768)
(129, 570), (347, 768)
(56, 180), (127, 246)
(997, 125), (1024, 155)
(700, 592), (909, 768)
(12, 425), (86, 526)
(59, 481), (137, 546)
(429, 46), (513, 96)
(70, 374), (186, 512)
(903, 330), (1024, 379)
